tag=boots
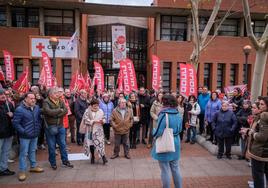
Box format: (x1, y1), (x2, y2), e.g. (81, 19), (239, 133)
(90, 146), (95, 164)
(102, 155), (108, 165)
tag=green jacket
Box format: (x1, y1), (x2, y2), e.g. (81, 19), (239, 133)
(249, 112), (268, 160)
(42, 98), (68, 126)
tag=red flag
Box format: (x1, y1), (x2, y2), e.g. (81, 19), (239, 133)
(179, 63), (197, 97)
(117, 68), (123, 92)
(84, 71), (92, 92)
(151, 55), (161, 92)
(93, 62), (104, 92)
(38, 67), (46, 86)
(3, 50), (15, 81)
(12, 67), (29, 93)
(125, 58), (138, 91)
(0, 66), (5, 81)
(69, 70), (79, 92)
(120, 60), (131, 94)
(77, 73), (85, 90)
(41, 52), (54, 88)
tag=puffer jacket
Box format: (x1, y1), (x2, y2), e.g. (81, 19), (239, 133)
(248, 112), (268, 160)
(99, 99), (114, 124)
(150, 100), (163, 128)
(42, 97), (68, 126)
(189, 102), (201, 126)
(110, 107), (133, 135)
(205, 99), (222, 123)
(12, 103), (42, 139)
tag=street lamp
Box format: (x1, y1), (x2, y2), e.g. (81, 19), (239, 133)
(49, 37), (59, 75)
(243, 45), (252, 85)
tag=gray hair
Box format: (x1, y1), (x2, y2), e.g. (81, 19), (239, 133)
(118, 98), (127, 104)
(48, 87), (59, 96)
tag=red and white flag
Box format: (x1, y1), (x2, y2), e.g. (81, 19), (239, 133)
(0, 66), (5, 81)
(3, 50), (15, 81)
(12, 67), (29, 93)
(93, 62), (104, 92)
(224, 84), (247, 95)
(179, 63), (197, 97)
(84, 71), (92, 92)
(125, 58), (138, 91)
(120, 60), (131, 94)
(38, 67), (46, 86)
(69, 70), (84, 93)
(117, 68), (123, 92)
(41, 52), (55, 88)
(151, 55), (161, 92)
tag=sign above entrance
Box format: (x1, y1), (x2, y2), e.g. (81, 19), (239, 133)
(112, 26), (126, 69)
(30, 36), (78, 58)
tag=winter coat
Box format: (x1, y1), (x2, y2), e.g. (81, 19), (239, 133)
(198, 93), (210, 114)
(0, 101), (15, 138)
(151, 108), (182, 162)
(150, 100), (163, 128)
(42, 97), (68, 126)
(99, 99), (114, 124)
(12, 103), (42, 139)
(236, 108), (252, 129)
(205, 99), (222, 123)
(138, 94), (151, 124)
(188, 102), (201, 126)
(110, 107), (133, 135)
(230, 95), (244, 112)
(212, 109), (237, 138)
(74, 97), (89, 124)
(248, 112), (268, 160)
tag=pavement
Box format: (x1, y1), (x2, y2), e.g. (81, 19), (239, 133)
(0, 135), (252, 188)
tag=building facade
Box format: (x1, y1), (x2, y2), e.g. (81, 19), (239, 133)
(0, 0), (267, 95)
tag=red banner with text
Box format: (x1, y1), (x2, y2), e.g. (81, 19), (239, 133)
(117, 68), (123, 92)
(120, 60), (131, 94)
(125, 58), (138, 91)
(179, 63), (197, 97)
(93, 62), (104, 92)
(3, 50), (15, 81)
(151, 55), (161, 92)
(41, 52), (55, 88)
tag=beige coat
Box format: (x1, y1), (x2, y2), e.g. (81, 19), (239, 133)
(110, 107), (133, 135)
(150, 101), (163, 128)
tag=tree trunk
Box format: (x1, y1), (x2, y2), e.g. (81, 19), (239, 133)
(251, 49), (268, 102)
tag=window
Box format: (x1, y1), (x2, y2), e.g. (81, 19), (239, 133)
(45, 9), (74, 36)
(62, 60), (72, 88)
(0, 6), (6, 26)
(252, 20), (266, 38)
(217, 63), (225, 90)
(230, 64), (238, 86)
(204, 63), (212, 90)
(218, 19), (240, 36)
(243, 64), (251, 85)
(162, 62), (171, 92)
(11, 7), (39, 27)
(14, 59), (23, 79)
(31, 59), (39, 85)
(161, 15), (187, 41)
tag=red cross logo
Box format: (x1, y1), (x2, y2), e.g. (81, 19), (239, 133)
(36, 42), (45, 52)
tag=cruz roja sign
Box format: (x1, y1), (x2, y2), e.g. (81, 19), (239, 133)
(30, 36), (78, 58)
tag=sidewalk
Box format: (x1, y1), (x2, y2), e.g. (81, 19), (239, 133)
(0, 141), (252, 188)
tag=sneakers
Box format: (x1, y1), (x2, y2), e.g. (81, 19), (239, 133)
(18, 172), (27, 181)
(0, 169), (15, 176)
(125, 154), (131, 159)
(62, 161), (74, 168)
(105, 140), (111, 145)
(110, 154), (119, 159)
(38, 144), (46, 150)
(29, 166), (44, 173)
(51, 165), (57, 170)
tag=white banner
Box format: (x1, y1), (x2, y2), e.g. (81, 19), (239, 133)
(30, 37), (78, 58)
(112, 26), (126, 69)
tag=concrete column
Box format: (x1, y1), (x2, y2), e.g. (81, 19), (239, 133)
(239, 18), (244, 37)
(6, 5), (11, 27)
(39, 8), (45, 36)
(238, 63), (244, 85)
(155, 14), (161, 41)
(187, 15), (192, 41)
(225, 63), (230, 88)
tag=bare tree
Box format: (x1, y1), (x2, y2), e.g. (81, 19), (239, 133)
(242, 0), (268, 102)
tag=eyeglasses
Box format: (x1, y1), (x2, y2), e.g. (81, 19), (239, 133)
(259, 103), (265, 106)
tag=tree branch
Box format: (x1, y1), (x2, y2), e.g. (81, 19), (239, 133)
(242, 0), (260, 49)
(261, 23), (268, 50)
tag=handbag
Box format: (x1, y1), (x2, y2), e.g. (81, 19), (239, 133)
(155, 113), (175, 153)
(79, 119), (87, 134)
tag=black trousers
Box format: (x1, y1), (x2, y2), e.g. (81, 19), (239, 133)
(38, 120), (45, 146)
(103, 123), (110, 140)
(198, 114), (205, 134)
(251, 158), (268, 188)
(217, 137), (233, 157)
(207, 122), (214, 141)
(129, 123), (139, 146)
(76, 121), (85, 144)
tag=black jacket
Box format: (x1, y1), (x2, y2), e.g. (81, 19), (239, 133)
(236, 108), (252, 129)
(138, 94), (150, 123)
(74, 97), (89, 123)
(0, 101), (15, 138)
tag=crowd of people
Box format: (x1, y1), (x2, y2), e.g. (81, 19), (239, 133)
(0, 83), (267, 188)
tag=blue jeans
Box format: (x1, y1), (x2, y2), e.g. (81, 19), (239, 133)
(0, 137), (13, 171)
(187, 126), (196, 142)
(45, 126), (68, 166)
(19, 137), (38, 171)
(158, 160), (182, 188)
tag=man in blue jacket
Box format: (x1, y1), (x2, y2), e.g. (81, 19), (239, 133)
(12, 92), (44, 181)
(198, 86), (210, 135)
